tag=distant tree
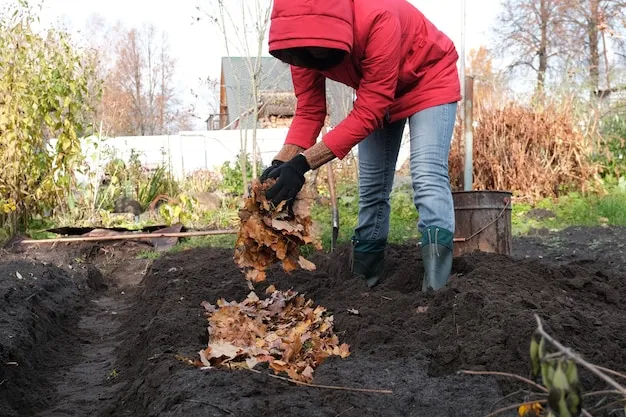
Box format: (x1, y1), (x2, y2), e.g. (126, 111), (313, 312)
(561, 0), (626, 93)
(493, 0), (569, 98)
(91, 22), (191, 136)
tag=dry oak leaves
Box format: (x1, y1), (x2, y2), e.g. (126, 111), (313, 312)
(234, 178), (321, 283)
(194, 180), (348, 382)
(197, 287), (350, 382)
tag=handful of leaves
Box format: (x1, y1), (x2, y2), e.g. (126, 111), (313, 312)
(234, 178), (321, 283)
(196, 288), (350, 382)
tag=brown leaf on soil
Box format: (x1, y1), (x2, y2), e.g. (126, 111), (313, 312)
(199, 342), (242, 367)
(297, 256), (316, 271)
(196, 289), (350, 382)
(301, 365), (314, 380)
(335, 343), (351, 359)
(233, 179), (321, 283)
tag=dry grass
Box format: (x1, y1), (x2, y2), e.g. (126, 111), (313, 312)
(449, 100), (601, 200)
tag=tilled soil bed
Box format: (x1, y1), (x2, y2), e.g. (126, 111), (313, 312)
(0, 254), (105, 417)
(2, 226), (625, 417)
(100, 226), (626, 417)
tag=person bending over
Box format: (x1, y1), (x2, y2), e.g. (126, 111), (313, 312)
(260, 0), (461, 292)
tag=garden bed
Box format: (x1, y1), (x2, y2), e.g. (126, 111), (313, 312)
(0, 253), (105, 417)
(1, 226), (625, 417)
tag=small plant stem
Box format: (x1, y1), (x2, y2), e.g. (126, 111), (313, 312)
(588, 398), (626, 414)
(534, 314), (626, 396)
(583, 389), (624, 398)
(458, 370), (548, 392)
(489, 389), (529, 411)
(592, 365), (626, 381)
(543, 351), (565, 361)
(185, 399), (235, 416)
(246, 368), (393, 394)
(335, 406), (355, 416)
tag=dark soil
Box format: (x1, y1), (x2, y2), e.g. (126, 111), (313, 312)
(101, 226), (626, 417)
(2, 226), (625, 417)
(513, 225), (626, 277)
(0, 255), (105, 417)
(0, 241), (150, 417)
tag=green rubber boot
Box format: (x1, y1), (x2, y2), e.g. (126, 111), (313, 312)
(420, 226), (454, 292)
(350, 234), (386, 288)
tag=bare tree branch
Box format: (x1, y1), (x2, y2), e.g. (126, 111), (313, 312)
(492, 0), (570, 96)
(201, 0), (273, 193)
(93, 21), (188, 135)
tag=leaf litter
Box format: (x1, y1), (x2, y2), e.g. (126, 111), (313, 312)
(196, 289), (350, 382)
(233, 179), (321, 283)
(193, 179), (348, 383)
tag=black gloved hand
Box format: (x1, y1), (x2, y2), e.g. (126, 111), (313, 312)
(260, 159), (284, 182)
(265, 154), (310, 206)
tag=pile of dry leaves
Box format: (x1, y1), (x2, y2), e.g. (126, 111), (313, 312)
(186, 179), (350, 383)
(196, 288), (350, 382)
(234, 178), (321, 283)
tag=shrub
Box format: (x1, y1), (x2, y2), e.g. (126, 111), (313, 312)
(0, 3), (100, 235)
(182, 169), (220, 194)
(595, 113), (626, 179)
(218, 152), (263, 196)
(98, 149), (178, 211)
(449, 101), (599, 200)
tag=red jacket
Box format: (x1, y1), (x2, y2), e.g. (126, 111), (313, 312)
(268, 0), (461, 159)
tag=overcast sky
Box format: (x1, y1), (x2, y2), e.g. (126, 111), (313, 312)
(2, 0), (504, 129)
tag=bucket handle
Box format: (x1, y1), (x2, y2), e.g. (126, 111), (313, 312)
(453, 196), (511, 243)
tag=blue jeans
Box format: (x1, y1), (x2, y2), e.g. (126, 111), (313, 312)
(354, 102), (457, 242)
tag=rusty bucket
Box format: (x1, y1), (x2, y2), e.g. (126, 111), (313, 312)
(452, 191), (512, 257)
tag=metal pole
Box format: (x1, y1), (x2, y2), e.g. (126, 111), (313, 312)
(463, 75), (474, 191)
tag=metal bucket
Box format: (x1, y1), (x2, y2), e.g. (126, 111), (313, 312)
(452, 190), (512, 257)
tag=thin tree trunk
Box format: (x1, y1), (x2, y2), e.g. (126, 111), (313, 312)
(535, 0), (548, 101)
(132, 34), (144, 135)
(159, 41), (167, 134)
(211, 0), (272, 191)
(251, 73), (259, 179)
(601, 28), (611, 91)
(242, 127), (248, 195)
(588, 0), (601, 92)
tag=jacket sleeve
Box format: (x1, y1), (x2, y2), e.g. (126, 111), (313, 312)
(283, 65), (326, 150)
(322, 11), (401, 159)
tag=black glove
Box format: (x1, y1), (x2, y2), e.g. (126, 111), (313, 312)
(260, 159), (284, 182)
(265, 154), (310, 206)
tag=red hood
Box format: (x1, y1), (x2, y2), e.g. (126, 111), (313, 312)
(268, 0), (354, 54)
